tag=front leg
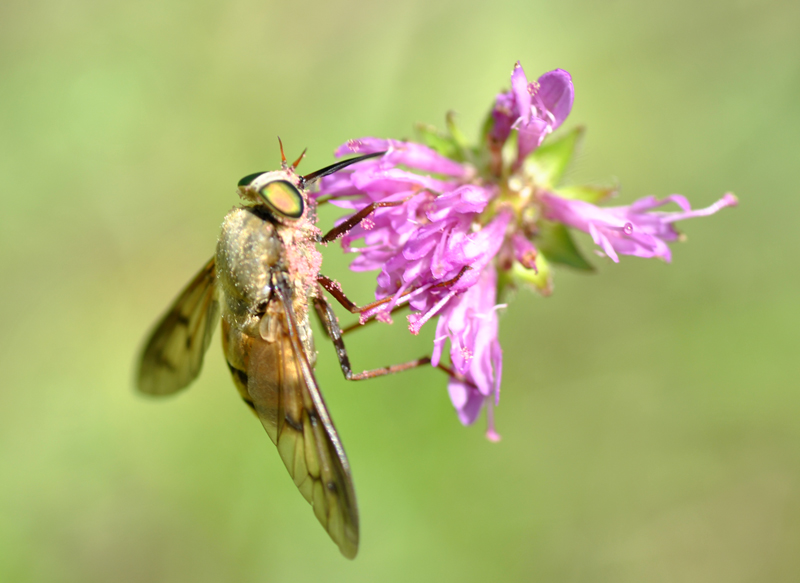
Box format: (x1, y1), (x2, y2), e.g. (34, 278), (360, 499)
(317, 266), (471, 320)
(320, 200), (409, 243)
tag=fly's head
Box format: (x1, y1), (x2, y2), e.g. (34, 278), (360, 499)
(237, 139), (312, 226)
(237, 169), (309, 226)
(236, 140), (387, 227)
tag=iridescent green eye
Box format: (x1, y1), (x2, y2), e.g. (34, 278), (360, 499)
(237, 172), (267, 187)
(259, 180), (304, 219)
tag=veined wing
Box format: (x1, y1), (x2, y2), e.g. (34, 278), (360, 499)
(222, 279), (359, 559)
(137, 258), (219, 396)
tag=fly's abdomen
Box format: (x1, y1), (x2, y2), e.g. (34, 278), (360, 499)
(221, 317), (282, 438)
(221, 317), (256, 410)
(221, 313), (299, 447)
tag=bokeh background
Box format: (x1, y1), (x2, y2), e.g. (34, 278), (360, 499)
(2, 0), (799, 581)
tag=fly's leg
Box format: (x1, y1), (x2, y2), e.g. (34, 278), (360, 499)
(317, 266), (470, 321)
(319, 200), (407, 243)
(316, 275), (394, 315)
(315, 189), (472, 382)
(313, 293), (467, 383)
(340, 304), (408, 335)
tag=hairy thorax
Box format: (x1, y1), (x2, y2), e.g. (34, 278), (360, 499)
(215, 206), (321, 349)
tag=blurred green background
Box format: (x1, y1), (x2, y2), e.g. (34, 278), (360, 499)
(2, 0), (799, 581)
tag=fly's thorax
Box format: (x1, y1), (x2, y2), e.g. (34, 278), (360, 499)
(216, 207), (282, 332)
(215, 205), (321, 345)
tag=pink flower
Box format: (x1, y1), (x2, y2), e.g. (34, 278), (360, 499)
(315, 61), (736, 438)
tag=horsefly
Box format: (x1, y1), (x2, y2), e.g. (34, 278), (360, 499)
(134, 142), (463, 558)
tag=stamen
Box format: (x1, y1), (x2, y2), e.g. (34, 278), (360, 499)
(512, 232), (538, 271)
(408, 288), (458, 335)
(486, 401), (501, 442)
(358, 282), (433, 324)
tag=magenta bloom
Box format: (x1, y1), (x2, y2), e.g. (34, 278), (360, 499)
(316, 62), (736, 438)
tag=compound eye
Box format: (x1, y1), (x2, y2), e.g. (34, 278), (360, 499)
(237, 171), (267, 187)
(259, 180), (304, 219)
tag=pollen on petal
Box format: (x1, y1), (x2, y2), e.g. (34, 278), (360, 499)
(346, 139), (363, 152)
(486, 428), (502, 442)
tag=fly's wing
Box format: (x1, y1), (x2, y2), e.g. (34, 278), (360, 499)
(137, 258), (219, 396)
(224, 280), (359, 559)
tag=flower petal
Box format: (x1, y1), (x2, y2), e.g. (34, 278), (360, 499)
(336, 138), (468, 177)
(542, 191), (735, 262)
(511, 61), (531, 124)
(536, 69), (574, 129)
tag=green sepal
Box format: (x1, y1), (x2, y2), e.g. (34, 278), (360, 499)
(415, 122), (463, 161)
(511, 253), (553, 296)
(496, 264), (514, 303)
(478, 108), (495, 147)
(524, 126), (585, 189)
(535, 219), (594, 272)
(445, 111), (469, 149)
(554, 182), (617, 204)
